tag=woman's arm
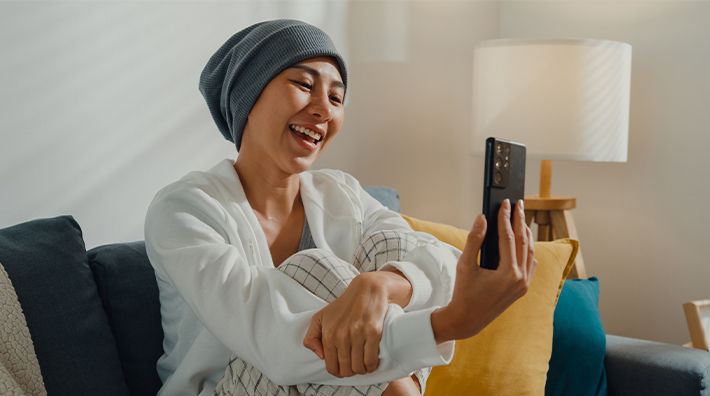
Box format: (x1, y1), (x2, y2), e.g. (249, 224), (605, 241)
(145, 181), (451, 386)
(346, 171), (460, 312)
(431, 199), (537, 343)
(301, 268), (417, 378)
(303, 171), (534, 378)
(301, 171), (460, 378)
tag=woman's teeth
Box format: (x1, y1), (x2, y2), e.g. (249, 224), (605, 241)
(290, 125), (322, 143)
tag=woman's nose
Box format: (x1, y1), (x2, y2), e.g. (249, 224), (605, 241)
(308, 92), (332, 120)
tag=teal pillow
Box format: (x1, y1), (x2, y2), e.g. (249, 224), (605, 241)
(546, 277), (607, 396)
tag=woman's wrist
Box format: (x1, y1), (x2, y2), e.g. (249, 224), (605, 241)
(378, 268), (413, 307)
(431, 305), (459, 344)
(356, 270), (413, 308)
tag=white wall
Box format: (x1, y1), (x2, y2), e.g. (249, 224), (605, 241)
(2, 1), (706, 345)
(498, 1), (710, 344)
(0, 1), (349, 247)
(317, 0), (498, 232)
(0, 0), (497, 247)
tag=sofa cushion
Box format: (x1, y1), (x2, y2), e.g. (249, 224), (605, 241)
(0, 216), (129, 396)
(364, 186), (400, 212)
(546, 277), (607, 396)
(399, 214), (577, 396)
(88, 241), (164, 396)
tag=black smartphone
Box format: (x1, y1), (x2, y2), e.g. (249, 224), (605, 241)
(481, 137), (526, 270)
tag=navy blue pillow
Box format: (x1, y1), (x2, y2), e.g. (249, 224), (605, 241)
(0, 216), (129, 396)
(546, 277), (608, 396)
(88, 241), (164, 396)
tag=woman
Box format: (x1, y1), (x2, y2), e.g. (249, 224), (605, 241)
(144, 19), (536, 396)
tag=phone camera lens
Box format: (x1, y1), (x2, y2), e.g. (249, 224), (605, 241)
(504, 161), (509, 169)
(496, 143), (503, 154)
(494, 171), (503, 184)
(495, 158), (502, 169)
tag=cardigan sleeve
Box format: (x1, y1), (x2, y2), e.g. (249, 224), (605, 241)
(144, 180), (453, 386)
(338, 171), (461, 313)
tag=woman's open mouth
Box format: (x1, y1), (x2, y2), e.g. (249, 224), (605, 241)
(289, 124), (323, 150)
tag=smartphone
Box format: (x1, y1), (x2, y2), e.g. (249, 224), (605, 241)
(481, 137), (526, 270)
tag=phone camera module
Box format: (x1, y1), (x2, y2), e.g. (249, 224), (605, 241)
(496, 143), (503, 154)
(494, 171), (503, 184)
(495, 158), (503, 169)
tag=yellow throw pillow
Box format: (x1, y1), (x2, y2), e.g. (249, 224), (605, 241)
(400, 214), (578, 396)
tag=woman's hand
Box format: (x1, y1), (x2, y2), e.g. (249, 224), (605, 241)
(431, 199), (537, 343)
(303, 271), (398, 377)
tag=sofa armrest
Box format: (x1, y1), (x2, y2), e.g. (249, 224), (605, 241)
(605, 334), (710, 396)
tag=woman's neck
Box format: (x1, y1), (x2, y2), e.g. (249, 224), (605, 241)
(233, 156), (301, 222)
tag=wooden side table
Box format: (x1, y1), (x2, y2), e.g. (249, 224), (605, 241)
(524, 195), (588, 279)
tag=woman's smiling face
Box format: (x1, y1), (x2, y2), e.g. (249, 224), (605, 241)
(239, 56), (345, 175)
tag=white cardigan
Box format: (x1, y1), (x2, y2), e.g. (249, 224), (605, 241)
(144, 159), (459, 396)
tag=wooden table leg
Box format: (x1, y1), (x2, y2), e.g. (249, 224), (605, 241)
(524, 210), (534, 227)
(535, 210), (551, 241)
(525, 207), (587, 279)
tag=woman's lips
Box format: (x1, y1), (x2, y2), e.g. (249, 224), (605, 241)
(290, 124), (323, 142)
(289, 127), (318, 152)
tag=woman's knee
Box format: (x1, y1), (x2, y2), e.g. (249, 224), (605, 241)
(353, 230), (418, 273)
(278, 248), (358, 302)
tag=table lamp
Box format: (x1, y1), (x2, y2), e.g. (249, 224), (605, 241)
(472, 38), (632, 278)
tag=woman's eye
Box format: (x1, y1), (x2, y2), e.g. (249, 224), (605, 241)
(294, 81), (312, 90)
(330, 96), (343, 104)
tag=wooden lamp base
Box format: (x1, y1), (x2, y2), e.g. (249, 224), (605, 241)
(524, 160), (587, 279)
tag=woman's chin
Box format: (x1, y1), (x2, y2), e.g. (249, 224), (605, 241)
(287, 156), (317, 174)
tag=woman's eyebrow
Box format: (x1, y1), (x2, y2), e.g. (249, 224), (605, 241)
(289, 64), (345, 90)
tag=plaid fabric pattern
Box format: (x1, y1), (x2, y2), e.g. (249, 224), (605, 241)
(353, 230), (418, 273)
(216, 231), (430, 396)
(279, 249), (358, 303)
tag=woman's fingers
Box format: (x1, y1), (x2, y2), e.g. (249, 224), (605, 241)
(323, 335), (340, 377)
(497, 199), (516, 268)
(526, 226), (537, 282)
(351, 336), (366, 375)
(460, 214), (487, 267)
(513, 200), (528, 270)
(303, 312), (325, 360)
(363, 330), (380, 373)
(337, 335), (353, 377)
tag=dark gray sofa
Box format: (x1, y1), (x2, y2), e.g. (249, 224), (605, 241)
(0, 187), (708, 395)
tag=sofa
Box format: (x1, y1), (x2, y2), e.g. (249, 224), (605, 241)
(1, 186), (708, 396)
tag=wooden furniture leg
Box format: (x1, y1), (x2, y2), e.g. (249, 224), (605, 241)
(683, 299), (710, 351)
(524, 196), (587, 279)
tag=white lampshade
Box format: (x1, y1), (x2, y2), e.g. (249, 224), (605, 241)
(472, 38), (632, 162)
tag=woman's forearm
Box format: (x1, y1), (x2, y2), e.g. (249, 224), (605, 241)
(360, 269), (460, 345)
(362, 268), (413, 308)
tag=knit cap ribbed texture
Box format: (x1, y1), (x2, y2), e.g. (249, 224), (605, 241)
(199, 19), (348, 151)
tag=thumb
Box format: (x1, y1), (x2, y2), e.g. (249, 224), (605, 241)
(460, 214), (487, 266)
(303, 312), (325, 360)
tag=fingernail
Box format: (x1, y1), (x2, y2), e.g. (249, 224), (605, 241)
(504, 199), (510, 210)
(519, 200), (525, 212)
(474, 214), (484, 228)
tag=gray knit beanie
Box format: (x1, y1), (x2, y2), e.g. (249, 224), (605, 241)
(199, 19), (348, 151)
